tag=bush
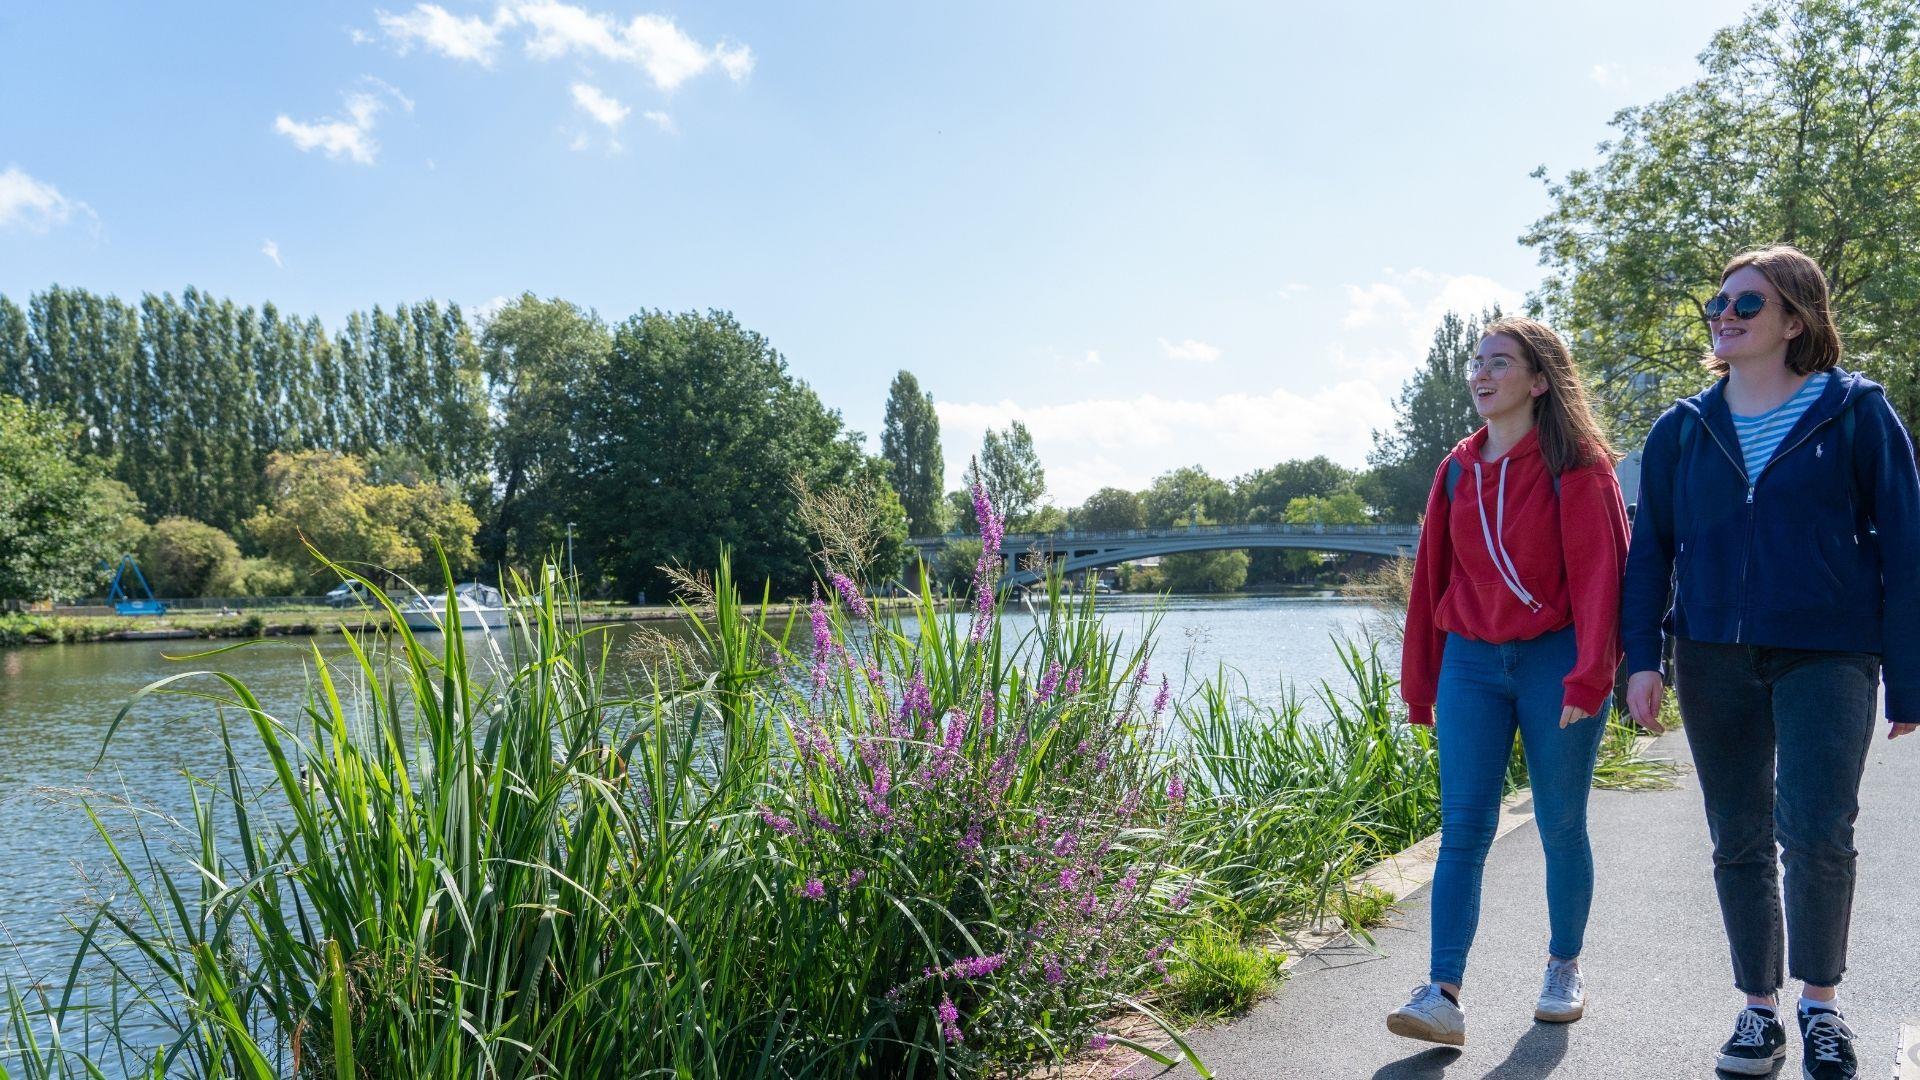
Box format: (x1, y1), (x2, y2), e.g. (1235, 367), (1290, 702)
(231, 556), (297, 597)
(136, 516), (242, 597)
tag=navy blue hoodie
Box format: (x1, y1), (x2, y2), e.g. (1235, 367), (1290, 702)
(1622, 369), (1920, 721)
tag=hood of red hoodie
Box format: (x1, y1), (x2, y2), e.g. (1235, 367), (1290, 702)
(1446, 425), (1544, 471)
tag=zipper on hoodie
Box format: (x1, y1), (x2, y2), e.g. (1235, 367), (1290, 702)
(1697, 407), (1840, 643)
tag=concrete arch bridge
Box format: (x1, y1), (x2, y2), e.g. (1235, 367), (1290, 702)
(907, 522), (1421, 591)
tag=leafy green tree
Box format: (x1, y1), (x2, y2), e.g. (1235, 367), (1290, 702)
(138, 517), (244, 597)
(942, 489), (975, 535)
(881, 370), (945, 537)
(1525, 0), (1920, 433)
(979, 421), (1047, 528)
(561, 310), (868, 598)
(477, 294), (612, 566)
(1071, 487), (1146, 532)
(1158, 515), (1250, 593)
(1141, 466), (1233, 528)
(245, 450), (477, 586)
(0, 395), (140, 602)
(0, 297), (27, 399)
(934, 538), (983, 591)
(1235, 456), (1359, 524)
(1365, 310), (1493, 522)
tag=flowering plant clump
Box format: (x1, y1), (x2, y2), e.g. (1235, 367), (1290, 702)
(748, 480), (1197, 1073)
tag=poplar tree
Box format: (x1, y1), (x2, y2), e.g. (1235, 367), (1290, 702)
(880, 370), (944, 537)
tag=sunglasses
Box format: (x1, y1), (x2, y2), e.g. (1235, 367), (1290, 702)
(1704, 291), (1769, 321)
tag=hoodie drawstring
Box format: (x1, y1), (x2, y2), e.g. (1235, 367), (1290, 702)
(1473, 458), (1542, 612)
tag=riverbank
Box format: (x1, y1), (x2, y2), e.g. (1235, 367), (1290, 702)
(0, 596), (941, 646)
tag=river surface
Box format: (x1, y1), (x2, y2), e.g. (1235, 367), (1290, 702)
(0, 593), (1381, 1008)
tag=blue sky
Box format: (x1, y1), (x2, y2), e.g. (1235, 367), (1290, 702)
(1, 0), (1753, 503)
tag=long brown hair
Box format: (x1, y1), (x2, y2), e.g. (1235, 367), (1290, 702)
(1703, 244), (1843, 377)
(1481, 316), (1617, 475)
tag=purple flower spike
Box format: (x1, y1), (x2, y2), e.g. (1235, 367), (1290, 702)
(759, 808), (798, 835)
(829, 571), (871, 619)
(1167, 773), (1186, 809)
(800, 878), (826, 901)
(1043, 959), (1065, 985)
(1035, 660), (1063, 703)
(967, 476), (1006, 643)
(808, 586), (834, 694)
(1062, 665), (1083, 698)
(1152, 674), (1171, 718)
(937, 996), (964, 1044)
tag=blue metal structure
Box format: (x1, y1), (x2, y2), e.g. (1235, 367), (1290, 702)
(104, 555), (168, 616)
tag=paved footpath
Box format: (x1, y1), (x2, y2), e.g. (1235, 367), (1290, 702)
(1155, 729), (1920, 1079)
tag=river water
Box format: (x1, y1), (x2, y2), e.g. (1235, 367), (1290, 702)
(0, 593), (1381, 1004)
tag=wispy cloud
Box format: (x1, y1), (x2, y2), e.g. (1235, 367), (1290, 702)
(1333, 267), (1525, 383)
(642, 109), (676, 134)
(0, 166), (92, 232)
(274, 79), (413, 165)
(571, 82), (630, 130)
(1158, 337), (1221, 363)
(376, 3), (509, 64)
(261, 239), (283, 268)
(373, 2), (755, 91)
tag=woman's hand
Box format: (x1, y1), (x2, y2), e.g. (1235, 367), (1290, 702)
(1891, 723), (1918, 740)
(1627, 670), (1667, 734)
(1559, 705), (1590, 729)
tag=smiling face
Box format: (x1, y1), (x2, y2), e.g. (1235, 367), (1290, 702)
(1711, 266), (1804, 370)
(1468, 333), (1547, 422)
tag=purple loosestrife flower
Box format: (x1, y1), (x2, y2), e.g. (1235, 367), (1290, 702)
(1058, 867), (1081, 891)
(1118, 870), (1139, 892)
(846, 868), (867, 887)
(829, 572), (871, 619)
(948, 954), (1006, 979)
(809, 586), (834, 694)
(1035, 660), (1063, 703)
(1153, 674), (1171, 718)
(902, 662), (932, 731)
(1090, 1034), (1112, 1052)
(1170, 882), (1194, 910)
(1051, 830), (1078, 858)
(967, 478), (1005, 643)
(980, 691), (997, 735)
(958, 822), (982, 854)
(759, 808), (798, 835)
(1134, 657), (1150, 686)
(937, 996), (963, 1044)
(1076, 891), (1099, 917)
(1043, 959), (1065, 985)
(800, 879), (826, 901)
(805, 807), (841, 834)
(1167, 773), (1186, 810)
(1062, 665), (1084, 697)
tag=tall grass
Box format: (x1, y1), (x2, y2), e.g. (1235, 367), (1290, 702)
(1, 523), (1671, 1077)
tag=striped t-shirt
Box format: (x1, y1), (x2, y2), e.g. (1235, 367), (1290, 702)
(1731, 372), (1829, 477)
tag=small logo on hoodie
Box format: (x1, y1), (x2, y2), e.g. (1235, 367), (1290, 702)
(1816, 443), (1825, 458)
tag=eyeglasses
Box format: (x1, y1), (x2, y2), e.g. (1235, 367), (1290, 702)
(1704, 291), (1769, 321)
(1465, 357), (1524, 378)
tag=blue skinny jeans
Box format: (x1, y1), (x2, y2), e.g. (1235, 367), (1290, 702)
(1429, 627), (1607, 988)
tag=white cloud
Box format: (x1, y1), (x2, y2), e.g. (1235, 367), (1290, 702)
(372, 2), (756, 88)
(1158, 337), (1221, 364)
(0, 166), (91, 232)
(1077, 349), (1101, 369)
(274, 80), (412, 165)
(1333, 267), (1526, 385)
(1590, 62), (1623, 86)
(571, 82), (630, 129)
(376, 3), (509, 64)
(472, 294), (511, 321)
(261, 239), (283, 268)
(512, 2), (750, 90)
(936, 381), (1397, 505)
(642, 109), (676, 133)
(567, 131), (591, 152)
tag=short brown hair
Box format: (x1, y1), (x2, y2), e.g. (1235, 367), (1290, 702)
(1705, 244), (1843, 376)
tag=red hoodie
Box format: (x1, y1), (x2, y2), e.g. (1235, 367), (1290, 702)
(1400, 426), (1628, 726)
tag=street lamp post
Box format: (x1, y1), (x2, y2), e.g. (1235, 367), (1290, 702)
(566, 522), (576, 579)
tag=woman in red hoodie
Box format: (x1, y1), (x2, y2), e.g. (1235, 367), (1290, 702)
(1386, 316), (1629, 1047)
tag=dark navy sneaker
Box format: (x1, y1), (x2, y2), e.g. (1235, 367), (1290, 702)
(1716, 1007), (1788, 1075)
(1797, 1007), (1857, 1080)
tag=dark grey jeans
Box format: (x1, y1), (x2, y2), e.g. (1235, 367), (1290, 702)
(1674, 638), (1879, 994)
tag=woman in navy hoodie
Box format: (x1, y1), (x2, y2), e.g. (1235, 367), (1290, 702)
(1390, 317), (1629, 1047)
(1622, 245), (1920, 1080)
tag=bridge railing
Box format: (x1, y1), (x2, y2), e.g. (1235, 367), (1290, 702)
(910, 522), (1420, 546)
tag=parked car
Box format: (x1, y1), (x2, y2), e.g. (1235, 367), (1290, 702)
(324, 580), (374, 608)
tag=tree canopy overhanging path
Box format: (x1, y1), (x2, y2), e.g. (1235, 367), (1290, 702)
(1148, 728), (1920, 1079)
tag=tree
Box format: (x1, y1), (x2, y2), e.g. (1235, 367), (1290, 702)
(1141, 466), (1233, 528)
(138, 517), (244, 597)
(560, 310), (870, 599)
(0, 395), (140, 602)
(881, 370), (945, 537)
(244, 451), (477, 586)
(979, 421), (1047, 528)
(1157, 514), (1249, 593)
(477, 294), (611, 565)
(1071, 487), (1146, 532)
(1525, 0), (1920, 435)
(1365, 309), (1494, 522)
(1235, 457), (1358, 524)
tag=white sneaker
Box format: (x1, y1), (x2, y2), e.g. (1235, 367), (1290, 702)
(1534, 958), (1584, 1022)
(1387, 983), (1466, 1046)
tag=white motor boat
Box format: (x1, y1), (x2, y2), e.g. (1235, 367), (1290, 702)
(401, 582), (512, 632)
